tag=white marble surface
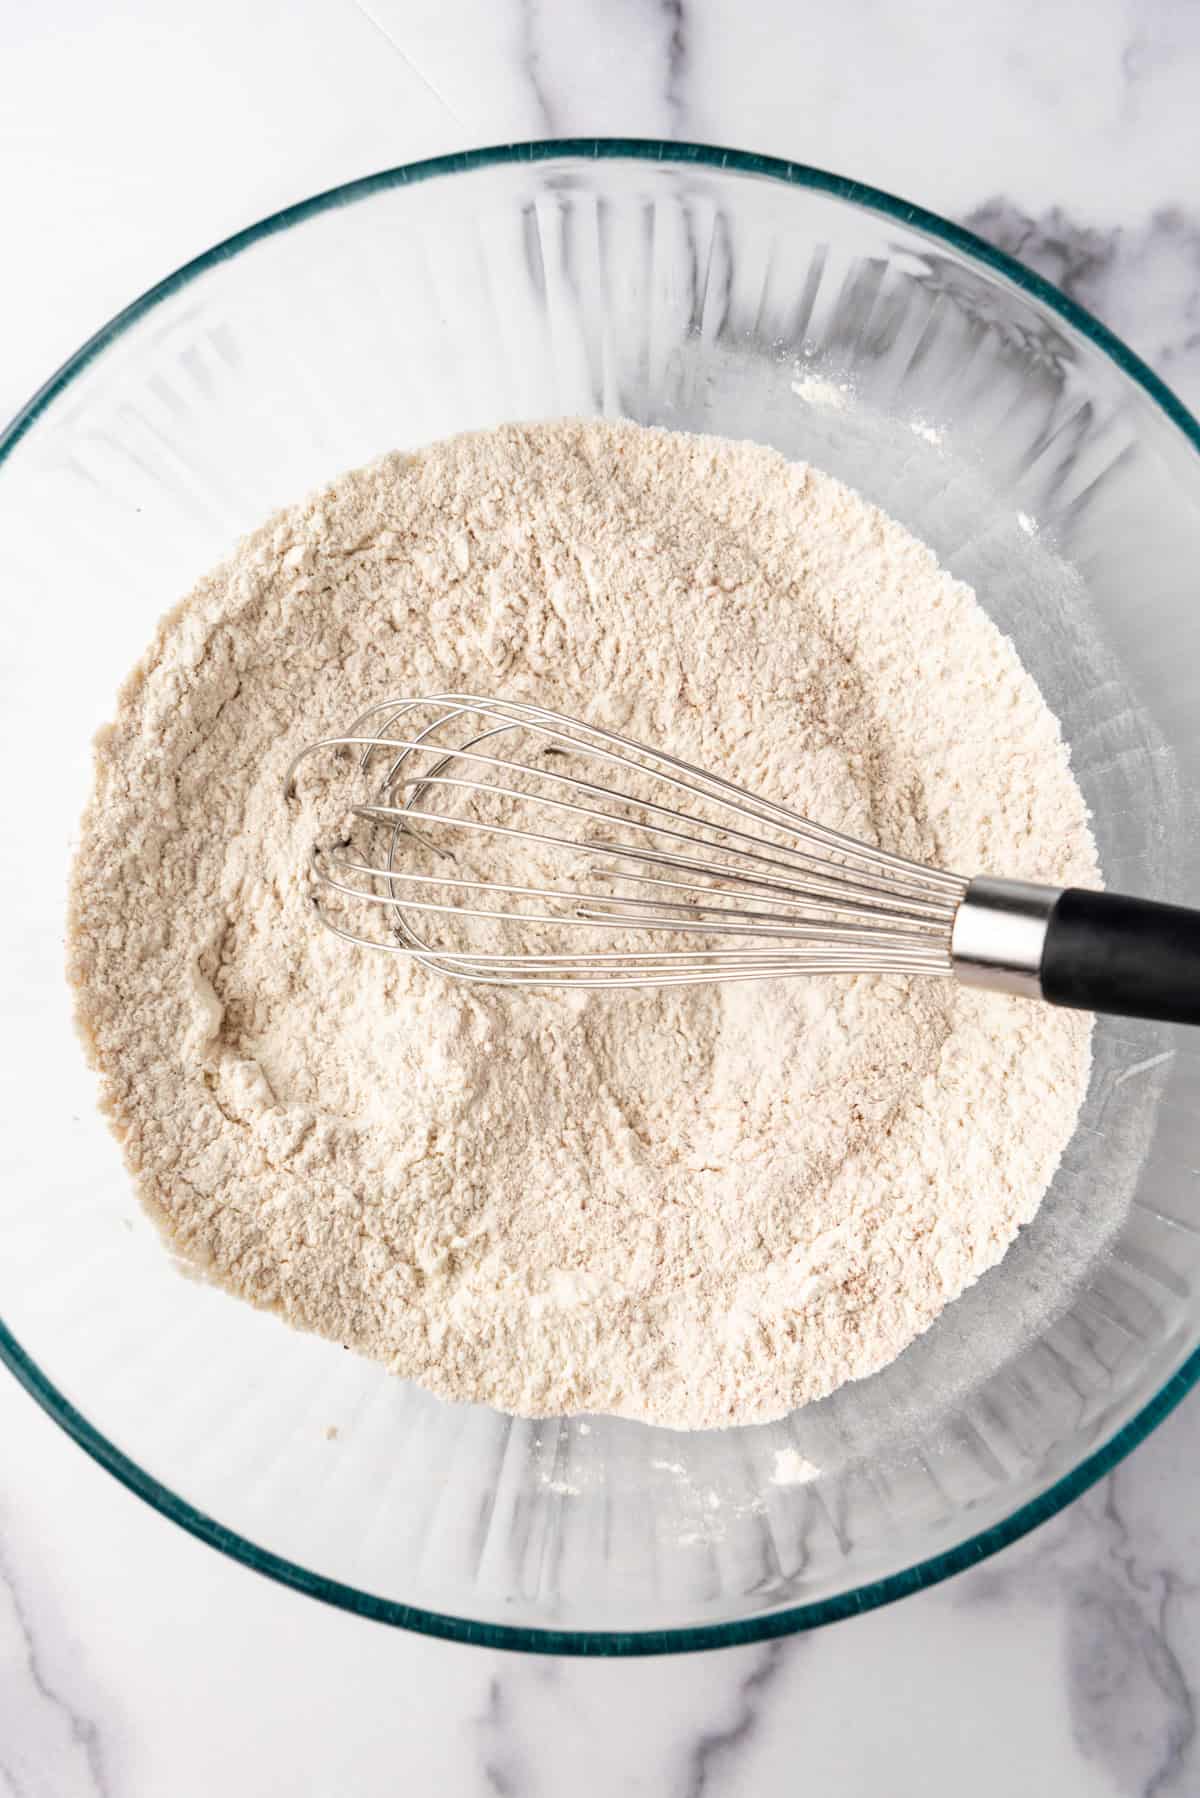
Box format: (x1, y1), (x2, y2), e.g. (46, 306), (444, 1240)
(3, 1), (1200, 1791)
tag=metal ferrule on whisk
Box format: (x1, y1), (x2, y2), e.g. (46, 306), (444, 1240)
(949, 877), (1063, 1001)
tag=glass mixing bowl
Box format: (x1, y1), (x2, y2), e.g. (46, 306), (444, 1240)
(3, 142), (1200, 1655)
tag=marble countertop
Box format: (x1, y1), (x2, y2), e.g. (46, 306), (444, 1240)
(3, 2), (1199, 1792)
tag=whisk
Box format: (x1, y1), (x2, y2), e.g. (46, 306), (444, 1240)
(284, 694), (1200, 1025)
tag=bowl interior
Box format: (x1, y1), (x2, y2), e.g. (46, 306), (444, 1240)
(3, 145), (1200, 1650)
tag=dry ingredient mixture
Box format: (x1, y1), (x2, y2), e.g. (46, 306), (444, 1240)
(69, 419), (1098, 1430)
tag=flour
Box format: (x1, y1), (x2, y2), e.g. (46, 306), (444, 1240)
(771, 1449), (820, 1486)
(68, 419), (1097, 1431)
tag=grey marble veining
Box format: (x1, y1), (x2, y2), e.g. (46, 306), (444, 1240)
(2, 1), (1200, 1793)
(962, 1474), (1198, 1795)
(677, 1641), (791, 1797)
(964, 200), (1200, 407)
(517, 0), (557, 136)
(0, 1510), (109, 1798)
(353, 0), (471, 129)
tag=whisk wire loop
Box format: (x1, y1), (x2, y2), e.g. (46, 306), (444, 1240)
(284, 695), (968, 988)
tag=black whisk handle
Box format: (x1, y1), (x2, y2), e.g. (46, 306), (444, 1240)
(1041, 888), (1200, 1025)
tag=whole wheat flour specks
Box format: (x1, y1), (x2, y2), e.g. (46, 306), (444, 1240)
(68, 420), (1098, 1430)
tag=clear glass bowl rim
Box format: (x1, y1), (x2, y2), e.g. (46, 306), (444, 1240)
(3, 136), (1199, 1657)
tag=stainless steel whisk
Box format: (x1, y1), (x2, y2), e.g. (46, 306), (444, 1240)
(284, 695), (1200, 1024)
